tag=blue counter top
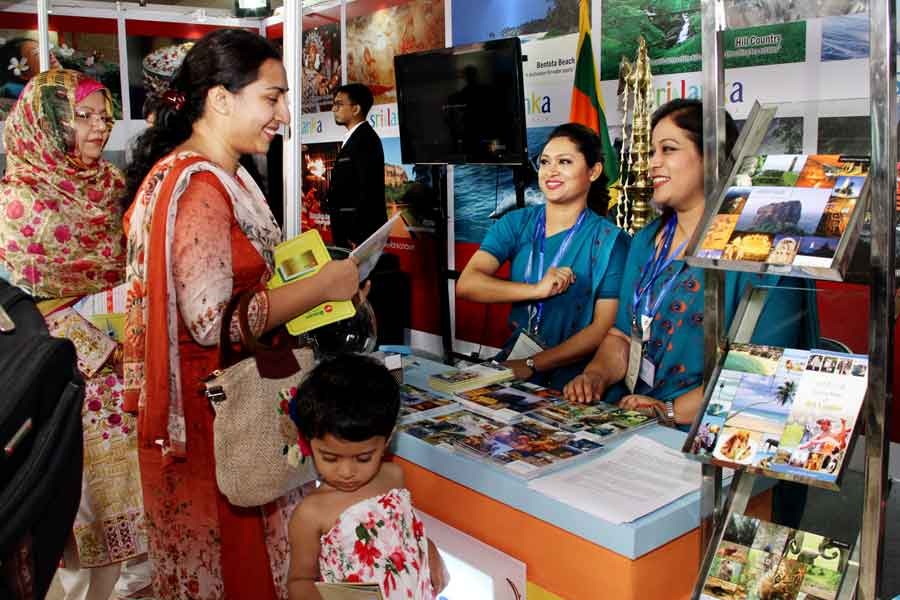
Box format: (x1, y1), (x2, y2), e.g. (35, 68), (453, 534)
(389, 352), (741, 560)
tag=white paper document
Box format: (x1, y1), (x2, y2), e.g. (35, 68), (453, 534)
(506, 330), (544, 360)
(529, 435), (702, 524)
(350, 212), (405, 281)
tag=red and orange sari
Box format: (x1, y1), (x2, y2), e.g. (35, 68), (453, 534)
(123, 151), (296, 600)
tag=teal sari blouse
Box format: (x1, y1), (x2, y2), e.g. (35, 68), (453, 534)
(605, 217), (820, 406)
(480, 205), (630, 390)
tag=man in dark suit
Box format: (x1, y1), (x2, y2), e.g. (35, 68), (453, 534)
(327, 83), (386, 249)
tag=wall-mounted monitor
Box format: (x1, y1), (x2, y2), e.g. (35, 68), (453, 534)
(394, 37), (527, 166)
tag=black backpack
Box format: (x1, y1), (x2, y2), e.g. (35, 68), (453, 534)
(0, 279), (84, 600)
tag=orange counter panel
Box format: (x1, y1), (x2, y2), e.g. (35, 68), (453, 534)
(397, 457), (772, 600)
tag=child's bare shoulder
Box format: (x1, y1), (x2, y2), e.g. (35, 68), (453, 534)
(290, 489), (328, 529)
(380, 461), (405, 488)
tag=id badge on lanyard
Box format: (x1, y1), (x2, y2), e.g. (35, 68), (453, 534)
(625, 318), (657, 393)
(626, 219), (685, 393)
(524, 207), (586, 337)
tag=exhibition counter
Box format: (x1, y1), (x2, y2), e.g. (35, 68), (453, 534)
(390, 354), (772, 600)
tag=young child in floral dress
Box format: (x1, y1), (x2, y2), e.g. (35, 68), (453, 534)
(286, 354), (447, 600)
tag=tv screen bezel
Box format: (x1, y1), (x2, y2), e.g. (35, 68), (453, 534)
(394, 37), (528, 166)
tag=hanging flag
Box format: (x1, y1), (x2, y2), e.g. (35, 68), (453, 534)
(570, 0), (619, 188)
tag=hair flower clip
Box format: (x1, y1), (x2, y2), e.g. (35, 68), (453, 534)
(8, 57), (29, 77)
(285, 432), (313, 468)
(161, 89), (186, 112)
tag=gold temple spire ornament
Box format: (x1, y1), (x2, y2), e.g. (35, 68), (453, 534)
(614, 36), (657, 234)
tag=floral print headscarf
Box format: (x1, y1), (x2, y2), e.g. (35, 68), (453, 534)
(0, 69), (125, 298)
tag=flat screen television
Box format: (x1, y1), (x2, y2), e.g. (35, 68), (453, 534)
(394, 38), (528, 165)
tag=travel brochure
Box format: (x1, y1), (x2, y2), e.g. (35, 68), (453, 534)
(692, 154), (869, 280)
(401, 379), (655, 479)
(454, 380), (656, 433)
(427, 362), (515, 393)
(701, 514), (851, 600)
(398, 383), (457, 422)
(401, 410), (608, 479)
(686, 343), (867, 489)
(453, 381), (556, 423)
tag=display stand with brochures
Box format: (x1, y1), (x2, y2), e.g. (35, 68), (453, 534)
(686, 1), (894, 598)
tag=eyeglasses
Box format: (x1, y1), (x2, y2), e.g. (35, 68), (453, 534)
(332, 100), (357, 109)
(73, 108), (115, 129)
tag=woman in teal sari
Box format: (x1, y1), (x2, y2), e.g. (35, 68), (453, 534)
(564, 99), (818, 426)
(457, 123), (629, 391)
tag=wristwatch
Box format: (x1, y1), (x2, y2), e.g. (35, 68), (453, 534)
(665, 400), (675, 423)
(525, 357), (537, 373)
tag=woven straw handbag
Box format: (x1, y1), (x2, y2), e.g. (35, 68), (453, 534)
(204, 293), (318, 507)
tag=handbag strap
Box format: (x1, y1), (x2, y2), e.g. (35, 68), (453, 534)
(217, 290), (302, 378)
(218, 291), (269, 366)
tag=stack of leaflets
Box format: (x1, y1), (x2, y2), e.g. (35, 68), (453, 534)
(454, 381), (657, 440)
(398, 384), (458, 422)
(686, 343), (868, 489)
(402, 409), (608, 479)
(268, 229), (356, 335)
(700, 514), (851, 600)
(692, 154), (869, 280)
(527, 401), (656, 439)
(427, 362), (514, 393)
(454, 382), (555, 423)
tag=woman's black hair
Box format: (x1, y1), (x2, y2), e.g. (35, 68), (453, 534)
(544, 122), (610, 216)
(0, 38), (35, 86)
(650, 98), (739, 226)
(289, 354), (401, 443)
(650, 98), (739, 158)
(123, 29), (281, 207)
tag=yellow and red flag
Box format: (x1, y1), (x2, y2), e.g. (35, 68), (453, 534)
(569, 0), (619, 185)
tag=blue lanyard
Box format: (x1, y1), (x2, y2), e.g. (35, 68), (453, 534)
(524, 206), (587, 334)
(632, 218), (687, 335)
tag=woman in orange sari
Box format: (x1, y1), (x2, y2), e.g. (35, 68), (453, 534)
(123, 30), (359, 599)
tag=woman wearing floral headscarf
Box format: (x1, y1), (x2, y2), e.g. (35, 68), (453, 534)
(0, 70), (150, 600)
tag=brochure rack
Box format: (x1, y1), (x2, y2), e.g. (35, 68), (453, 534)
(692, 1), (894, 599)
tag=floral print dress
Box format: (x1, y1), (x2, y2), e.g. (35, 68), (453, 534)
(319, 488), (434, 600)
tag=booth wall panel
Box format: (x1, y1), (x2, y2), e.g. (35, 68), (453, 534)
(124, 20), (237, 38)
(2, 13), (117, 34)
(454, 241), (513, 348)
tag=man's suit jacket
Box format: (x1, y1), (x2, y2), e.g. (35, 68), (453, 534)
(327, 121), (386, 249)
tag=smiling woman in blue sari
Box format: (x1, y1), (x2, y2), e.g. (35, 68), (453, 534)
(564, 99), (818, 426)
(456, 123), (629, 391)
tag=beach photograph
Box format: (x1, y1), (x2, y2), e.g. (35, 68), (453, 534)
(723, 344), (783, 376)
(725, 372), (796, 443)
